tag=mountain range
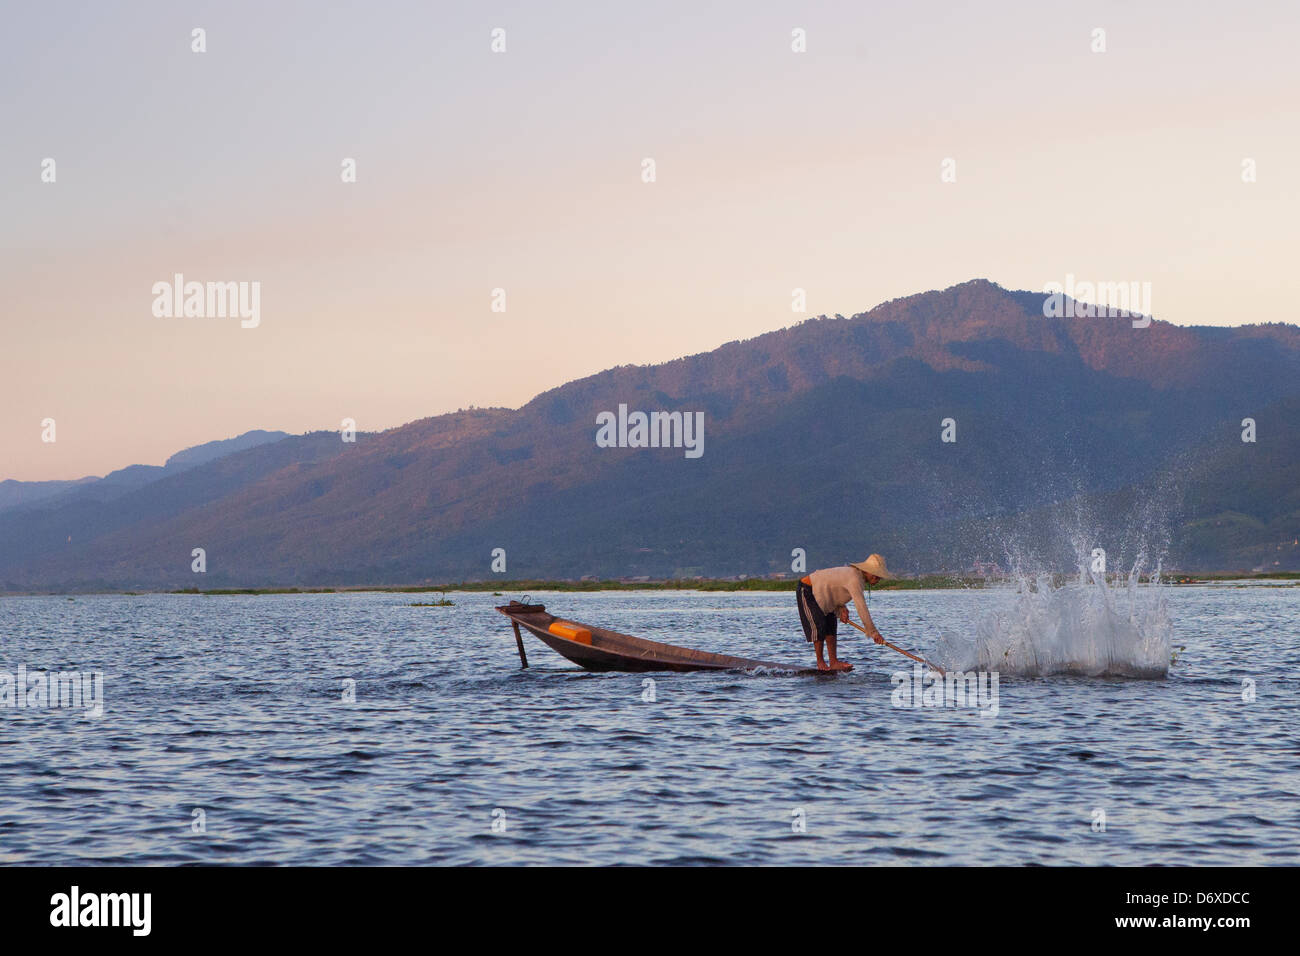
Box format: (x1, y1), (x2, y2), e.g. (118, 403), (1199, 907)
(0, 430), (289, 513)
(2, 280), (1297, 591)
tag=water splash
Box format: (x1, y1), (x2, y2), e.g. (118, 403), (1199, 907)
(935, 562), (1172, 678)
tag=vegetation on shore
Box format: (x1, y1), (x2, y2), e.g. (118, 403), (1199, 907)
(170, 587), (338, 595)
(7, 572), (1295, 597)
(147, 570), (1300, 596)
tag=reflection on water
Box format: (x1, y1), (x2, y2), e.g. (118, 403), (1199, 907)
(0, 587), (1296, 864)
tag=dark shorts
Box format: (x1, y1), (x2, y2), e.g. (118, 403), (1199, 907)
(796, 581), (837, 643)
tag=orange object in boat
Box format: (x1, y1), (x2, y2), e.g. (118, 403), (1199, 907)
(547, 620), (592, 645)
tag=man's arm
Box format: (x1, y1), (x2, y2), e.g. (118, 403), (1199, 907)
(847, 574), (883, 641)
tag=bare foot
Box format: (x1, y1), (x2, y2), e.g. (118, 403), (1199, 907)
(829, 660), (853, 672)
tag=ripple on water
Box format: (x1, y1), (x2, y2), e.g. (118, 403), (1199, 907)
(0, 588), (1296, 864)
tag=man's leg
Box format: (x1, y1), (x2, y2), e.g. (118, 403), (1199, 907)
(825, 632), (851, 671)
(799, 585), (826, 668)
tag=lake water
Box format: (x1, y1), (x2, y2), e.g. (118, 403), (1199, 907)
(1, 585), (1297, 865)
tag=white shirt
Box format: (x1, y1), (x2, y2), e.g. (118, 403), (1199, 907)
(808, 565), (880, 637)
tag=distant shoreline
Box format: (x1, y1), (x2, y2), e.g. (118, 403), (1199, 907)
(3, 571), (1297, 597)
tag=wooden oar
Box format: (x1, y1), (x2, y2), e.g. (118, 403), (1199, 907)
(844, 617), (946, 676)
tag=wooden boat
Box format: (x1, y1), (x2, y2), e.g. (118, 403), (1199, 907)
(495, 601), (823, 674)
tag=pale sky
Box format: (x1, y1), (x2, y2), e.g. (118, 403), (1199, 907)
(3, 0), (1297, 480)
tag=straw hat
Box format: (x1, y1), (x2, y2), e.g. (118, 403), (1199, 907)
(850, 554), (897, 580)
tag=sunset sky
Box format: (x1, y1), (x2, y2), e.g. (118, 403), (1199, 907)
(4, 0), (1297, 480)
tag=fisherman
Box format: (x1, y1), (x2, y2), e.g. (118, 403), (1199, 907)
(796, 555), (895, 671)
